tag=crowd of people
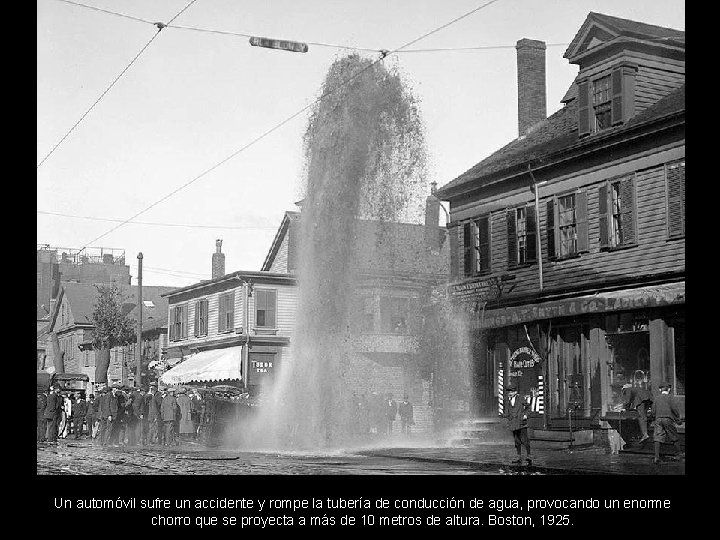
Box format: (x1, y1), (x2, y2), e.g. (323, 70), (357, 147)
(37, 383), (215, 447)
(347, 392), (415, 438)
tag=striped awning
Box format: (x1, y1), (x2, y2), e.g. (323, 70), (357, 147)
(160, 346), (242, 385)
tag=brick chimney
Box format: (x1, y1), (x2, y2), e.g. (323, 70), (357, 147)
(516, 38), (547, 136)
(425, 181), (441, 251)
(212, 239), (225, 279)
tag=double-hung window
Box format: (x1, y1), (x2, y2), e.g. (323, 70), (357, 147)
(218, 292), (234, 333)
(599, 176), (637, 249)
(169, 304), (188, 341)
(255, 289), (277, 328)
(592, 75), (612, 131)
(507, 205), (537, 267)
(463, 216), (491, 276)
(547, 191), (588, 259)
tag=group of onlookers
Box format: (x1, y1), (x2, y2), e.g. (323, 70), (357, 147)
(37, 383), (211, 447)
(349, 392), (414, 438)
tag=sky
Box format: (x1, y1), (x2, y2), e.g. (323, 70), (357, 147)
(37, 0), (685, 287)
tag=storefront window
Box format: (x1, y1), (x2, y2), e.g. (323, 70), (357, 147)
(606, 321), (650, 411)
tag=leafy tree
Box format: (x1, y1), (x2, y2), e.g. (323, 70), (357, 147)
(91, 283), (136, 385)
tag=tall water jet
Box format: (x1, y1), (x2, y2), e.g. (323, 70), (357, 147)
(248, 54), (430, 449)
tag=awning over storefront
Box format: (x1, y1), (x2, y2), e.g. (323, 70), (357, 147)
(476, 281), (684, 329)
(160, 346), (243, 385)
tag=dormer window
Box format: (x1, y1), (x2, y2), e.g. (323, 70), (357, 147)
(592, 75), (612, 131)
(578, 64), (637, 137)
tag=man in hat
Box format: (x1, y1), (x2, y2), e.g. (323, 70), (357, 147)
(622, 382), (653, 443)
(650, 381), (684, 464)
(37, 389), (48, 442)
(144, 384), (159, 445)
(71, 392), (87, 439)
(85, 393), (97, 440)
(505, 384), (532, 466)
(398, 395), (414, 437)
(105, 386), (121, 446)
(43, 385), (63, 443)
(161, 388), (178, 446)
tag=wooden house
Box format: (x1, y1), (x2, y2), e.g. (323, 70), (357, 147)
(434, 13), (685, 449)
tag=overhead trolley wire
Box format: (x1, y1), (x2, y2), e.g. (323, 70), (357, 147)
(37, 0), (200, 169)
(36, 210), (277, 230)
(77, 0), (505, 251)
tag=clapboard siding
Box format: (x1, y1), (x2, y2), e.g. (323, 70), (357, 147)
(451, 152), (685, 300)
(248, 284), (297, 336)
(270, 235), (289, 273)
(635, 65), (685, 112)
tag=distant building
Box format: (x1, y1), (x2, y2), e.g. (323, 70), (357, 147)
(260, 187), (450, 435)
(36, 245), (132, 369)
(39, 282), (173, 393)
(435, 13), (684, 448)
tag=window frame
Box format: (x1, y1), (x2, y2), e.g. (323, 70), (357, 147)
(508, 204), (537, 268)
(169, 303), (188, 342)
(218, 292), (235, 334)
(547, 190), (588, 260)
(592, 74), (612, 132)
(463, 215), (491, 276)
(599, 174), (638, 251)
(254, 288), (277, 329)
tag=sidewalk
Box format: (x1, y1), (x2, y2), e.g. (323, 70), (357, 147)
(358, 443), (685, 475)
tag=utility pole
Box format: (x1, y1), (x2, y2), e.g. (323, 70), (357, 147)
(136, 252), (143, 388)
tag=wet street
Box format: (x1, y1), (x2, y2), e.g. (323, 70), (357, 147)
(36, 440), (508, 475)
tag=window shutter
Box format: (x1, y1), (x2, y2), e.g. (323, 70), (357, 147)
(598, 184), (610, 248)
(667, 161), (685, 237)
(611, 68), (624, 125)
(506, 210), (517, 267)
(576, 191), (588, 253)
(449, 225), (459, 278)
(620, 177), (637, 245)
(218, 295), (226, 332)
(267, 290), (276, 328)
(577, 80), (591, 136)
(227, 292), (235, 329)
(478, 217), (490, 273)
(169, 307), (175, 341)
(463, 222), (474, 276)
(194, 302), (200, 337)
(526, 204), (537, 262)
(182, 305), (188, 339)
(546, 199), (556, 258)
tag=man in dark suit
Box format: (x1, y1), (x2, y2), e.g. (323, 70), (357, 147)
(44, 385), (63, 443)
(505, 384), (532, 466)
(71, 393), (87, 439)
(623, 383), (653, 443)
(650, 381), (684, 464)
(103, 387), (120, 446)
(85, 394), (97, 440)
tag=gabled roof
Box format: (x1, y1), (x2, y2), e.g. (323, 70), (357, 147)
(261, 211), (300, 271)
(436, 84), (684, 199)
(564, 12), (684, 61)
(50, 282), (174, 332)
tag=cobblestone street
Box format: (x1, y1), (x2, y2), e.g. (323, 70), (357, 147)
(36, 440), (502, 475)
(37, 438), (683, 475)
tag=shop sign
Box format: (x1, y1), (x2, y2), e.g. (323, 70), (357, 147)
(477, 284), (684, 329)
(501, 346), (544, 414)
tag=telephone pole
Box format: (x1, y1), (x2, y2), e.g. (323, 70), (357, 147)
(136, 252), (143, 387)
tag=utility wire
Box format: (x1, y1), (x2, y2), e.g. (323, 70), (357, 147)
(37, 0), (199, 169)
(78, 0), (505, 251)
(37, 209), (277, 230)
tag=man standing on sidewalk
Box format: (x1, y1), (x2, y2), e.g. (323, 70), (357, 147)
(505, 384), (532, 466)
(161, 388), (178, 446)
(43, 386), (62, 443)
(650, 381), (684, 465)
